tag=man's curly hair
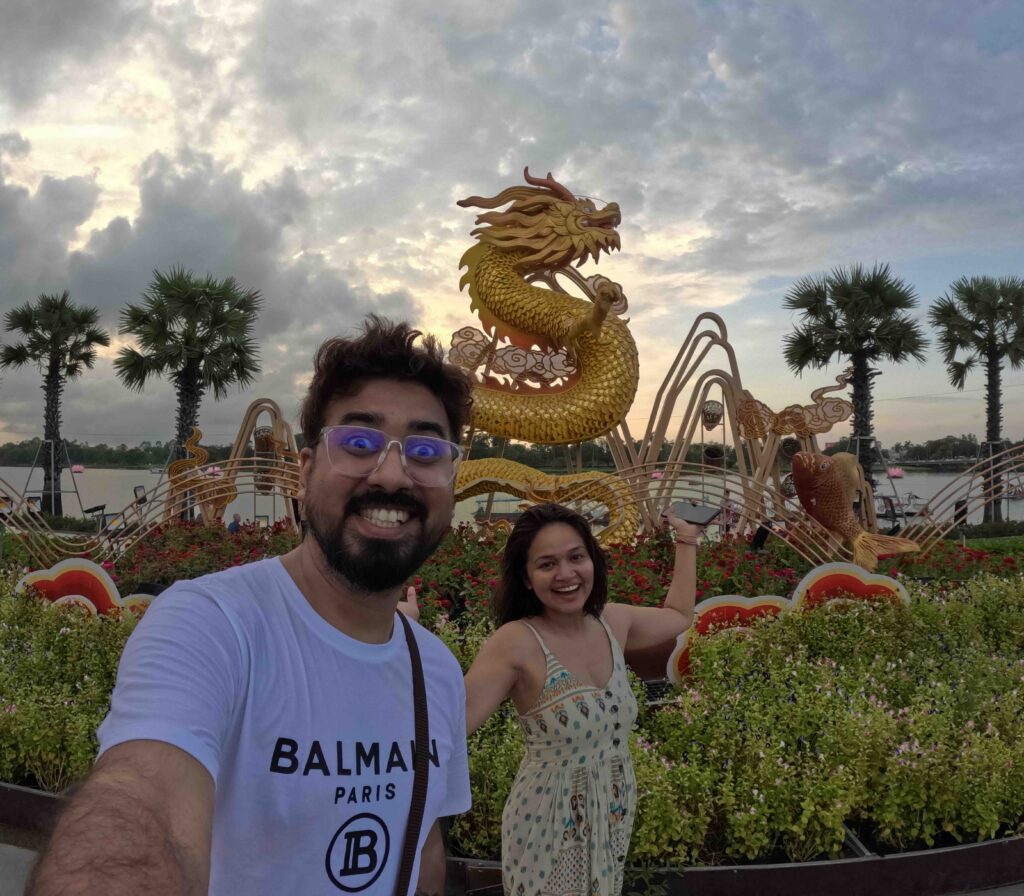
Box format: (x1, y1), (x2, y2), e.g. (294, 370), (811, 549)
(299, 315), (474, 448)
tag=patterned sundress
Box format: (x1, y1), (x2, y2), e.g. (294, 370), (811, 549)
(502, 616), (638, 896)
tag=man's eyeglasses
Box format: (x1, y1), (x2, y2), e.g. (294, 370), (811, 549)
(319, 425), (463, 487)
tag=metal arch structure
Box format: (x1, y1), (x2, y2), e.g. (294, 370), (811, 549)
(604, 312), (855, 540)
(1, 399), (303, 569)
(896, 444), (1024, 551)
(547, 458), (851, 569)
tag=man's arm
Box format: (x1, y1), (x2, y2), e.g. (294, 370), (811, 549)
(414, 820), (446, 896)
(27, 739), (214, 896)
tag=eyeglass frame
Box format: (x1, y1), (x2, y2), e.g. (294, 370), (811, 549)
(316, 424), (464, 486)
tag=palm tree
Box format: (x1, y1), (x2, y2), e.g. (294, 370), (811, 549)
(115, 267), (262, 462)
(1, 291), (111, 515)
(782, 263), (928, 482)
(929, 276), (1024, 522)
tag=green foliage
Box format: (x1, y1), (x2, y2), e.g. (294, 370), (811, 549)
(447, 707), (524, 860)
(0, 574), (136, 792)
(929, 276), (1024, 399)
(0, 438), (235, 468)
(783, 263), (927, 374)
(0, 530), (31, 572)
(0, 292), (110, 381)
(961, 522), (1024, 540)
(39, 514), (100, 533)
(4, 523), (1024, 867)
(442, 573), (1024, 865)
(114, 521), (299, 592)
(115, 267), (262, 453)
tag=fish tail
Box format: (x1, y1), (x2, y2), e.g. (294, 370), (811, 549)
(851, 532), (920, 571)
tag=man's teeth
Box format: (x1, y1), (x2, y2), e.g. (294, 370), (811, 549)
(360, 508), (410, 528)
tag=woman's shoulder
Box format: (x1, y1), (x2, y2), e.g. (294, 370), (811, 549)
(486, 619), (544, 660)
(491, 618), (539, 644)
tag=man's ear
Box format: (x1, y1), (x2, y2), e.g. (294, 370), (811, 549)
(296, 446), (315, 503)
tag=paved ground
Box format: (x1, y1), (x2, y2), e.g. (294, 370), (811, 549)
(0, 845), (35, 896)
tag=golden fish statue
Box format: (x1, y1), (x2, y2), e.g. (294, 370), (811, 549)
(791, 451), (919, 571)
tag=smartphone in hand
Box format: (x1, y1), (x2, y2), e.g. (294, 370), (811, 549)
(669, 501), (723, 527)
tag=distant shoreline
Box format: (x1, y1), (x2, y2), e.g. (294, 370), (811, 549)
(0, 464), (156, 471)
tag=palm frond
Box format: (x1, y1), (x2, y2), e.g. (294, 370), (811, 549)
(114, 347), (157, 392)
(947, 358), (976, 390)
(0, 343), (32, 369)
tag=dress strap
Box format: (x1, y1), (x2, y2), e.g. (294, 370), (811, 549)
(518, 620), (551, 656)
(596, 615), (625, 665)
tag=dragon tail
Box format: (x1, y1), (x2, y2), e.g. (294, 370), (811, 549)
(851, 531), (920, 572)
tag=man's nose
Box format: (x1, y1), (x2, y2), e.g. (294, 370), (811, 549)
(366, 441), (413, 487)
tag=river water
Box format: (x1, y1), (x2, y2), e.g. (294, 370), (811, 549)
(0, 465), (1018, 529)
(0, 465), (481, 527)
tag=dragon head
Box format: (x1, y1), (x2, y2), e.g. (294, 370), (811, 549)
(457, 168), (621, 272)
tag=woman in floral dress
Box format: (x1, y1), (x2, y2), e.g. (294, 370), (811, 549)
(465, 503), (701, 896)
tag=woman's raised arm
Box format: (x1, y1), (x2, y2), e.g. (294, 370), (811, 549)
(607, 512), (700, 653)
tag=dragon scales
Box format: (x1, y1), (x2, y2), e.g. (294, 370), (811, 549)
(452, 169), (641, 542)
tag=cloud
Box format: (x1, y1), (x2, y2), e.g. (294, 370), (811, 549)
(1, 144), (420, 444)
(0, 144), (101, 305)
(0, 0), (148, 108)
(3, 0), (1024, 447)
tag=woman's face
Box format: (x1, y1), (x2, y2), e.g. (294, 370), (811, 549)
(523, 522), (594, 616)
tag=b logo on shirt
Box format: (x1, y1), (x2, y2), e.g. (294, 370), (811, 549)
(325, 813), (390, 891)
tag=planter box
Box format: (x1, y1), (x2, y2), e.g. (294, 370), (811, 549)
(449, 834), (1024, 896)
(5, 781), (1023, 895)
(0, 782), (61, 834)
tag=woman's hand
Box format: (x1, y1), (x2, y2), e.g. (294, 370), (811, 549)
(397, 585), (420, 620)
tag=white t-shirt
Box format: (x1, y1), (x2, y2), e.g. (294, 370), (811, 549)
(98, 557), (471, 895)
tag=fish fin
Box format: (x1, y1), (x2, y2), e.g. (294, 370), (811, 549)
(851, 532), (920, 572)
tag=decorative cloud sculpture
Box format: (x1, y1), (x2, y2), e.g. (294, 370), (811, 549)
(16, 558), (154, 616)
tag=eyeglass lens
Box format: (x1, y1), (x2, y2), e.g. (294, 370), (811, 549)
(323, 425), (460, 486)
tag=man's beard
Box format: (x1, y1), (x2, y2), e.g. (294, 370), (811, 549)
(305, 491), (448, 594)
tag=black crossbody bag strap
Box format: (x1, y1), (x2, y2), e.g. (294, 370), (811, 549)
(396, 612), (430, 896)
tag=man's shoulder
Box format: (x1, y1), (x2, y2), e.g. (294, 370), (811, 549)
(175, 556), (280, 592)
(153, 558), (287, 620)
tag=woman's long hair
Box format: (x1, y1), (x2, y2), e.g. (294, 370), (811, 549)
(492, 503), (608, 626)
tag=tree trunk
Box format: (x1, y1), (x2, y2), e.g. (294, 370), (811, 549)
(983, 343), (1003, 523)
(173, 367), (204, 462)
(173, 368), (204, 520)
(849, 352), (876, 484)
(41, 358), (65, 517)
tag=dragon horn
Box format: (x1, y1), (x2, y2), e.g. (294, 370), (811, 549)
(523, 167), (575, 201)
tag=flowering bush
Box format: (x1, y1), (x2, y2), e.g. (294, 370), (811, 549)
(0, 572), (137, 791)
(2, 520), (1023, 866)
(114, 521), (299, 593)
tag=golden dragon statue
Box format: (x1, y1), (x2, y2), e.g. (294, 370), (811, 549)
(451, 168), (641, 542)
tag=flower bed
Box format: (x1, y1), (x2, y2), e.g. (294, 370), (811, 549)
(1, 523), (1023, 867)
(442, 575), (1024, 865)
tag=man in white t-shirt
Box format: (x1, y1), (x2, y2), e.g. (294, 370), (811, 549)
(29, 316), (475, 896)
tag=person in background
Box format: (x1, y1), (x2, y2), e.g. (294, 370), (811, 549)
(463, 502), (702, 896)
(227, 512), (242, 534)
(28, 316), (474, 896)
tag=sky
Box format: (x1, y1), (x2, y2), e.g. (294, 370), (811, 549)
(1, 0), (1023, 453)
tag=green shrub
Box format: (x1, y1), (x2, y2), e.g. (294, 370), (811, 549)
(0, 529), (31, 572)
(3, 521), (1024, 867)
(958, 520), (1024, 539)
(448, 707), (523, 860)
(0, 574), (135, 791)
